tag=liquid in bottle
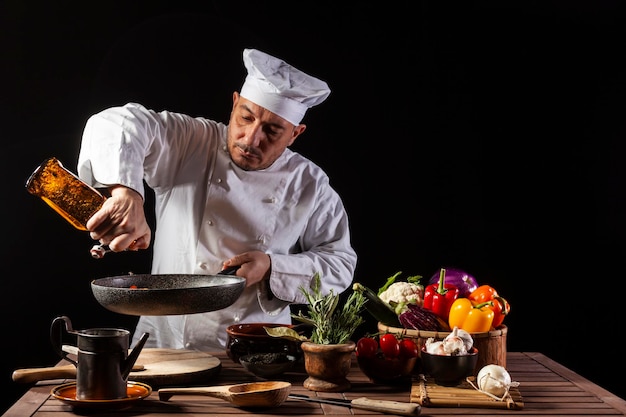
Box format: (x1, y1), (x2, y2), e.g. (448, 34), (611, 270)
(26, 157), (106, 231)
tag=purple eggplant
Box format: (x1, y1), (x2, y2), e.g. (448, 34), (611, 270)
(427, 268), (478, 298)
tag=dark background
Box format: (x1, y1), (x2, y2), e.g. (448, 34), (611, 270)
(2, 0), (625, 413)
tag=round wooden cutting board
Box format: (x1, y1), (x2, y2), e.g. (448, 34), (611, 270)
(12, 348), (222, 387)
(127, 348), (222, 387)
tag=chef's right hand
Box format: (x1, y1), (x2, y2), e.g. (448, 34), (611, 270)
(86, 185), (152, 252)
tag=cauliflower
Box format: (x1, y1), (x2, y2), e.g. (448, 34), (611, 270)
(379, 281), (424, 314)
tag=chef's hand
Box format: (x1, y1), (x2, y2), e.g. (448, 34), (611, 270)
(86, 185), (152, 252)
(223, 251), (271, 287)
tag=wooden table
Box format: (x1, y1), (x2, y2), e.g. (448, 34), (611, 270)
(4, 351), (626, 416)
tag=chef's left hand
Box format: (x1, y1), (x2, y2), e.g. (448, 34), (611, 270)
(222, 251), (271, 287)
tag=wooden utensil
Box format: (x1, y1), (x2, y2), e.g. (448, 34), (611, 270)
(158, 381), (291, 408)
(159, 381), (420, 415)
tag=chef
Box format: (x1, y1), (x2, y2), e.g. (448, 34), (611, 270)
(76, 48), (357, 350)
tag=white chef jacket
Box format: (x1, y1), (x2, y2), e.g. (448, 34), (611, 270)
(77, 102), (357, 351)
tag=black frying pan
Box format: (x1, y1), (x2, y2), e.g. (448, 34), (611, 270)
(91, 268), (245, 316)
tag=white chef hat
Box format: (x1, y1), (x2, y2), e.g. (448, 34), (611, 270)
(239, 49), (331, 125)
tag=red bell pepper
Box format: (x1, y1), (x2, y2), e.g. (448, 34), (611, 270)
(423, 268), (460, 321)
(489, 296), (510, 328)
(468, 284), (511, 328)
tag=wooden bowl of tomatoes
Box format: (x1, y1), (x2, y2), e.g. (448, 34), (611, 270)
(356, 333), (418, 385)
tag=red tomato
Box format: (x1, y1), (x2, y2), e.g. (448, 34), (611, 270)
(356, 337), (378, 358)
(379, 333), (400, 358)
(398, 338), (419, 358)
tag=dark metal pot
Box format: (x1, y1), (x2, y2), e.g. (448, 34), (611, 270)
(91, 271), (245, 316)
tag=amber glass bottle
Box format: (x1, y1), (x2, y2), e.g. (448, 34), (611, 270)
(26, 157), (106, 231)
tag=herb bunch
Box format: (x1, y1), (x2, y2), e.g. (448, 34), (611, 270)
(292, 273), (366, 345)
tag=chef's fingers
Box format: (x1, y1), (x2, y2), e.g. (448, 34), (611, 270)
(90, 234), (150, 258)
(86, 186), (151, 248)
(90, 219), (151, 251)
(223, 252), (271, 286)
(86, 186), (144, 230)
(129, 235), (150, 250)
(106, 229), (151, 252)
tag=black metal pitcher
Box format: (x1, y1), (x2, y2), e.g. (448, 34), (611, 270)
(50, 315), (149, 400)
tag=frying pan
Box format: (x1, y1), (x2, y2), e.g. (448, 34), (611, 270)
(91, 268), (245, 316)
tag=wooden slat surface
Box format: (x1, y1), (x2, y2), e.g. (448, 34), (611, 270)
(3, 351), (626, 417)
(412, 375), (524, 409)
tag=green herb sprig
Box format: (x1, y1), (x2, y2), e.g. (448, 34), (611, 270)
(292, 272), (366, 345)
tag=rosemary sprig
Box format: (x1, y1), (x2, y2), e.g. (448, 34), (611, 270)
(292, 272), (366, 344)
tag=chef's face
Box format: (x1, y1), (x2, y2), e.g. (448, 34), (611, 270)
(227, 92), (306, 170)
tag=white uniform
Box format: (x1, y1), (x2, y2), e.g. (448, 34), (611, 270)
(78, 102), (357, 351)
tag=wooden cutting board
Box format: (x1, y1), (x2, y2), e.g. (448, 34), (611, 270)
(127, 348), (222, 387)
(13, 348), (222, 388)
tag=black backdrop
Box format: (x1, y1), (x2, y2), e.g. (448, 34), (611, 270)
(2, 0), (625, 412)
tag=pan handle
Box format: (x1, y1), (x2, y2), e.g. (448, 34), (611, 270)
(218, 265), (241, 275)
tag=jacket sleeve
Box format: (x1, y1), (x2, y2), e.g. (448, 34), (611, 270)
(77, 102), (218, 195)
(258, 181), (357, 315)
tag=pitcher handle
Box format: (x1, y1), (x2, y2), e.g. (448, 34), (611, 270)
(49, 316), (78, 366)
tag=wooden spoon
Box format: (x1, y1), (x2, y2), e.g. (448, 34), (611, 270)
(158, 381), (291, 408)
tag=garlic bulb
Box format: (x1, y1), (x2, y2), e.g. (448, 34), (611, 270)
(424, 327), (475, 356)
(476, 364), (517, 398)
(442, 327), (473, 354)
(453, 327), (473, 351)
(424, 338), (445, 354)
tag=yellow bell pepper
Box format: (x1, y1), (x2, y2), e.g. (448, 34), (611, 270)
(448, 298), (494, 333)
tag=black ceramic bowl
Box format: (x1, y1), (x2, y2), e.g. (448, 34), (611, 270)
(420, 347), (478, 386)
(239, 353), (297, 378)
(225, 323), (303, 363)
